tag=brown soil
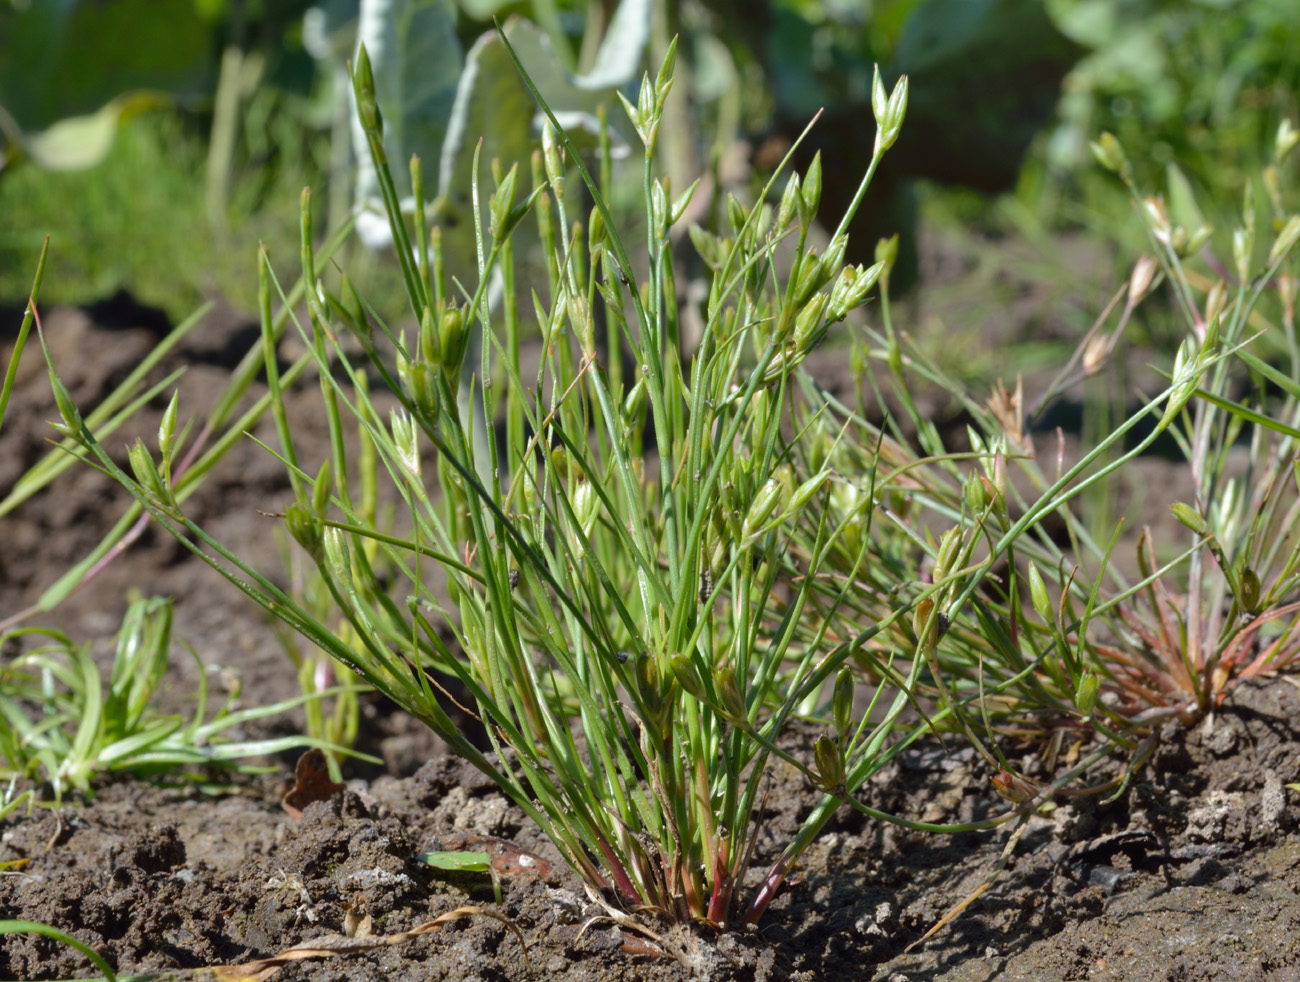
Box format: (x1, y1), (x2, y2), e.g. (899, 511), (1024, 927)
(3, 263), (1300, 981)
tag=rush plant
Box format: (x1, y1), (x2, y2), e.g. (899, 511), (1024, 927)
(37, 28), (1068, 938)
(816, 122), (1300, 796)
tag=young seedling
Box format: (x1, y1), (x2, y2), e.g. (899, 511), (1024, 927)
(417, 850), (500, 904)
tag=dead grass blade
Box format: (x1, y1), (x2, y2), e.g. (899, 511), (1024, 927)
(194, 905), (530, 981)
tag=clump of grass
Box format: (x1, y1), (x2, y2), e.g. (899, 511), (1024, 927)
(821, 122), (1300, 800)
(38, 31), (1063, 937)
(1024, 130), (1300, 726)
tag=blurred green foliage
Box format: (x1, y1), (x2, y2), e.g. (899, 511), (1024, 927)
(0, 107), (316, 317)
(1025, 0), (1300, 243)
(0, 0), (212, 132)
(1048, 0), (1300, 185)
(0, 0), (1296, 324)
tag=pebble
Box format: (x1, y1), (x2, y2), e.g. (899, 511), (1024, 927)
(1088, 864), (1135, 895)
(1260, 771), (1286, 831)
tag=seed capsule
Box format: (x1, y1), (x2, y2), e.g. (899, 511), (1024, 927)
(991, 770), (1038, 804)
(813, 735), (846, 793)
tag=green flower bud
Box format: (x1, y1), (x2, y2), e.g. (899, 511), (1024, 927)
(1233, 228), (1253, 284)
(1240, 565), (1261, 613)
(707, 534), (728, 586)
(726, 193), (747, 237)
(799, 153), (822, 228)
(965, 472), (988, 515)
(1090, 131), (1128, 178)
(832, 669), (854, 742)
(652, 179), (669, 238)
(489, 162), (519, 240)
(748, 387), (770, 433)
(128, 439), (172, 507)
(793, 294), (831, 353)
(819, 235), (848, 283)
(322, 526), (352, 586)
(419, 304), (441, 366)
(588, 205), (607, 257)
(569, 295), (595, 359)
(759, 347), (795, 387)
(742, 476), (787, 541)
(829, 260), (884, 319)
(777, 173), (801, 233)
(390, 409), (421, 479)
(1202, 313), (1221, 359)
(439, 305), (465, 385)
(637, 70), (655, 122)
(1269, 214), (1300, 267)
(871, 67), (908, 154)
(813, 735), (846, 793)
(1157, 340), (1201, 434)
(990, 453), (1008, 518)
(790, 469), (831, 513)
(634, 652), (671, 739)
(634, 651), (658, 695)
(1027, 562), (1051, 624)
(48, 369), (82, 437)
(689, 224), (720, 267)
(1275, 119), (1299, 164)
(655, 36), (678, 106)
(550, 445), (570, 482)
(616, 84), (643, 135)
(669, 177), (700, 228)
(1170, 501), (1209, 536)
(572, 480), (600, 537)
(793, 248), (824, 306)
(500, 185), (544, 245)
(1175, 224), (1212, 258)
(542, 119), (564, 191)
(634, 652), (665, 728)
(311, 459), (332, 516)
(157, 390), (179, 464)
(285, 501), (324, 563)
(932, 528), (964, 583)
(1074, 672), (1100, 719)
(337, 273), (371, 346)
(871, 64), (889, 135)
(875, 234), (899, 279)
(352, 45), (383, 140)
(670, 652), (708, 702)
(714, 665), (748, 723)
(404, 361), (438, 423)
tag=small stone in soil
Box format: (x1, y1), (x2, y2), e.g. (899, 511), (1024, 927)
(1087, 864), (1135, 895)
(1259, 771), (1286, 831)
